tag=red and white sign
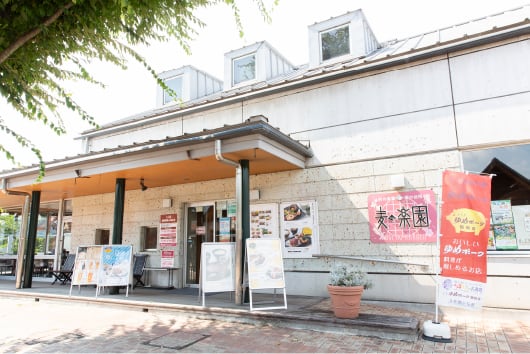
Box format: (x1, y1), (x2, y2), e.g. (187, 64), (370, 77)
(161, 250), (175, 267)
(368, 190), (437, 243)
(160, 213), (177, 247)
(440, 170), (491, 283)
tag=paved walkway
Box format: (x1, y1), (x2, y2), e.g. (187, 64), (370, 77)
(1, 278), (530, 353)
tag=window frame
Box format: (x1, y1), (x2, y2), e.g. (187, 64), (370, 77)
(162, 75), (183, 105)
(319, 23), (351, 62)
(232, 53), (256, 86)
(140, 226), (158, 251)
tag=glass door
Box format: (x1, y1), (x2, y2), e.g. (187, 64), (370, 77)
(185, 202), (215, 286)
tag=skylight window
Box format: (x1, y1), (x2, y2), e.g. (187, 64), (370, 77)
(232, 54), (256, 86)
(163, 76), (183, 104)
(320, 24), (350, 62)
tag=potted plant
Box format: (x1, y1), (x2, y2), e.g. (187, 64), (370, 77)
(327, 263), (373, 319)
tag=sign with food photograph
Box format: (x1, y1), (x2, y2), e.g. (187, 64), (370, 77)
(280, 200), (319, 258)
(71, 245), (102, 286)
(98, 245), (133, 287)
(246, 238), (285, 289)
(250, 203), (278, 239)
(201, 242), (235, 293)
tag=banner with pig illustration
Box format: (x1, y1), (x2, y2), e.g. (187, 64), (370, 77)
(440, 170), (491, 283)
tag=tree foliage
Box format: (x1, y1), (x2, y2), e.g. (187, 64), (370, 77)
(0, 0), (273, 179)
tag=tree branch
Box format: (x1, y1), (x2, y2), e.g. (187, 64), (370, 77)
(0, 2), (74, 65)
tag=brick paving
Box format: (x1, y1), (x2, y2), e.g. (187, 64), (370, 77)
(1, 295), (530, 353)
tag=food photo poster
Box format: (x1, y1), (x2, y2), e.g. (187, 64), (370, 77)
(280, 200), (319, 258)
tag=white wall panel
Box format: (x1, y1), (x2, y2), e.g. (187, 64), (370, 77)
(450, 40), (530, 103)
(291, 107), (456, 166)
(243, 60), (453, 135)
(455, 92), (530, 147)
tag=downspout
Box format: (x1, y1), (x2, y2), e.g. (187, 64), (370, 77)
(1, 179), (31, 289)
(215, 140), (244, 305)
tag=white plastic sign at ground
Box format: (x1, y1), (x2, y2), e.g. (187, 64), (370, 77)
(246, 238), (287, 311)
(97, 245), (133, 297)
(70, 245), (102, 296)
(200, 242), (235, 306)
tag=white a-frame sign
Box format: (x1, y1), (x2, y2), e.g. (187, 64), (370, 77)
(246, 238), (287, 311)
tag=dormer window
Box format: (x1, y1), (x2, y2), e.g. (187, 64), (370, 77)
(320, 24), (350, 61)
(232, 53), (256, 86)
(163, 75), (183, 104)
(308, 10), (379, 68)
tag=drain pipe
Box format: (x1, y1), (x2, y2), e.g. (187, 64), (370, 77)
(1, 179), (31, 289)
(215, 140), (245, 305)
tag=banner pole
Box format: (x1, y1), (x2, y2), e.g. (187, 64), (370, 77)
(422, 170), (452, 342)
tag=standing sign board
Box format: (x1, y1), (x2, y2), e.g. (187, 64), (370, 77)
(246, 238), (287, 311)
(439, 170), (491, 310)
(97, 245), (133, 297)
(70, 245), (102, 296)
(200, 242), (235, 306)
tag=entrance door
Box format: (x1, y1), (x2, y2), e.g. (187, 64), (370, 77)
(185, 203), (215, 286)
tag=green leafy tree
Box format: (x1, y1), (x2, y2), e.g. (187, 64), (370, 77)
(0, 0), (273, 179)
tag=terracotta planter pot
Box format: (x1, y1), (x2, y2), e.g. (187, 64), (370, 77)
(327, 284), (364, 319)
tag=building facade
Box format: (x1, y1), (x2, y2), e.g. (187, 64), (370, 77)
(1, 7), (530, 308)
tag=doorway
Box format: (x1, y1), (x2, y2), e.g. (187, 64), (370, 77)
(185, 203), (215, 286)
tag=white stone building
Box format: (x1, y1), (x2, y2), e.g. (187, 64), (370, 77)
(1, 6), (530, 309)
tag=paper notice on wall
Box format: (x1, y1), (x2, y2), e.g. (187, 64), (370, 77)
(161, 250), (174, 267)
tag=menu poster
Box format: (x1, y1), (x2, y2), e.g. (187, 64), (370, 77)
(160, 213), (178, 247)
(201, 242), (235, 293)
(72, 245), (102, 286)
(280, 200), (319, 258)
(250, 203), (278, 239)
(98, 245), (133, 287)
(246, 239), (285, 290)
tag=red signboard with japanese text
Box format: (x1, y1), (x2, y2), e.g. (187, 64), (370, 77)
(368, 190), (437, 243)
(440, 170), (491, 283)
(159, 213), (178, 247)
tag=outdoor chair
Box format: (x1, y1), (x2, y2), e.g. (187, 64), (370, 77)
(132, 254), (148, 289)
(51, 253), (76, 285)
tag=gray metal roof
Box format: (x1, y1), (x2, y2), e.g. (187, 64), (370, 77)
(85, 4), (530, 136)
